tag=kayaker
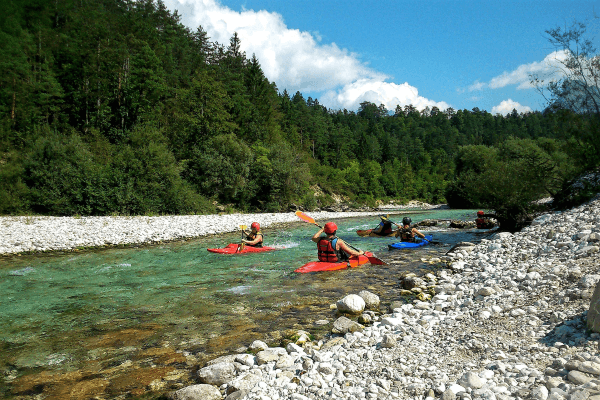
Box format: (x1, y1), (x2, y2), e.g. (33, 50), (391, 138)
(242, 222), (263, 247)
(396, 217), (426, 242)
(371, 215), (396, 236)
(312, 222), (364, 262)
(475, 211), (496, 229)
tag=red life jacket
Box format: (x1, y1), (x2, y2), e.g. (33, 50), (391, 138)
(476, 218), (492, 229)
(317, 237), (346, 262)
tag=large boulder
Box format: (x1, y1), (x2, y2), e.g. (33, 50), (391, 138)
(197, 362), (237, 386)
(248, 340), (268, 352)
(358, 290), (380, 310)
(336, 294), (365, 314)
(332, 316), (364, 334)
(401, 275), (426, 290)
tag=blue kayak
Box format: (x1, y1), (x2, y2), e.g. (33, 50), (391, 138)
(388, 235), (433, 250)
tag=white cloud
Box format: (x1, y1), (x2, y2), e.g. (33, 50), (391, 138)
(163, 0), (445, 111)
(164, 0), (385, 93)
(468, 80), (486, 92)
(321, 79), (450, 112)
(491, 99), (532, 115)
(468, 50), (569, 92)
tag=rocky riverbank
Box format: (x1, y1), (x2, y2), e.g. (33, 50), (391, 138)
(172, 195), (600, 400)
(0, 200), (451, 256)
(0, 210), (401, 256)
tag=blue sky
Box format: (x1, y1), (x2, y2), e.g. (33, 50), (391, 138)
(164, 0), (600, 114)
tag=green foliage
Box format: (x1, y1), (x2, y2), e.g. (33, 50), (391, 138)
(447, 138), (572, 230)
(184, 133), (254, 204)
(0, 148), (28, 214)
(0, 2), (595, 218)
(22, 128), (107, 215)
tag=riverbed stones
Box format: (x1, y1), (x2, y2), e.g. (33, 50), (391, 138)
(336, 294), (365, 314)
(168, 384), (221, 400)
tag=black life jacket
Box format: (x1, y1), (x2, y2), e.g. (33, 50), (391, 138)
(378, 221), (394, 235)
(317, 237), (348, 262)
(245, 231), (263, 247)
(400, 227), (415, 242)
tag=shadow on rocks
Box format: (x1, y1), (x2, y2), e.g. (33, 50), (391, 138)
(539, 311), (593, 348)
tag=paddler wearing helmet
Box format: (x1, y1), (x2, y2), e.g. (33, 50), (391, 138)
(396, 216), (426, 242)
(242, 222), (264, 247)
(312, 222), (364, 262)
(371, 214), (396, 236)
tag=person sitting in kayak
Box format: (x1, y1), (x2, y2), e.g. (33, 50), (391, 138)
(475, 211), (496, 229)
(312, 222), (364, 262)
(242, 222), (263, 248)
(396, 217), (426, 242)
(371, 215), (396, 236)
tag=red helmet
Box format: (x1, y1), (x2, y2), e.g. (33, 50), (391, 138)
(477, 211), (484, 216)
(251, 222), (260, 231)
(323, 222), (337, 234)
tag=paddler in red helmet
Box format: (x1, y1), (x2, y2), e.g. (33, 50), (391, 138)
(312, 222), (364, 262)
(475, 211), (496, 229)
(241, 222), (264, 248)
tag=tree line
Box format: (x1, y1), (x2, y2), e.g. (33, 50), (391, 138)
(1, 0), (598, 223)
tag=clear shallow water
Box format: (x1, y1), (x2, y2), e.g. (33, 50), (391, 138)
(0, 209), (483, 398)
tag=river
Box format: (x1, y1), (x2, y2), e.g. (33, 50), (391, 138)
(0, 209), (485, 399)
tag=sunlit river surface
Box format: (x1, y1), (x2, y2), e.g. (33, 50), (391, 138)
(1, 209), (489, 399)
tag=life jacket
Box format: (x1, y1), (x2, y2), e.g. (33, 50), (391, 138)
(476, 218), (493, 229)
(400, 227), (415, 242)
(377, 221), (394, 235)
(245, 231), (263, 247)
(317, 237), (348, 262)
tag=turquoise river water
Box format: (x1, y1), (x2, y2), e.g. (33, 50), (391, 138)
(0, 209), (486, 399)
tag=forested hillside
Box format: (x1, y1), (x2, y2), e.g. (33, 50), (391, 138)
(1, 0), (597, 216)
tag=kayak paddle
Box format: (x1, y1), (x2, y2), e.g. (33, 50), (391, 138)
(237, 225), (247, 252)
(294, 211), (386, 265)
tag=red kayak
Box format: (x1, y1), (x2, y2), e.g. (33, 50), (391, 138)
(207, 243), (277, 254)
(295, 252), (374, 273)
(356, 229), (397, 237)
